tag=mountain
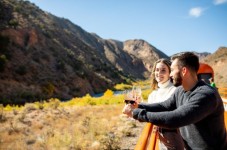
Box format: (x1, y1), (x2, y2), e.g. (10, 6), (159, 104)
(193, 52), (211, 61)
(0, 0), (168, 104)
(202, 47), (227, 87)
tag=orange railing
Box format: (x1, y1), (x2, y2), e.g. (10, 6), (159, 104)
(224, 101), (227, 129)
(220, 88), (227, 126)
(134, 123), (159, 150)
(219, 88), (227, 99)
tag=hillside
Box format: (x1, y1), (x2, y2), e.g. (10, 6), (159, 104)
(202, 47), (227, 87)
(0, 0), (168, 104)
(193, 52), (211, 61)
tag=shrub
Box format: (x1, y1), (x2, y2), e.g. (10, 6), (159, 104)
(56, 60), (66, 72)
(99, 132), (120, 150)
(0, 55), (7, 72)
(0, 104), (7, 122)
(23, 103), (37, 112)
(103, 89), (114, 97)
(8, 19), (19, 29)
(110, 71), (119, 79)
(14, 5), (22, 13)
(34, 101), (44, 110)
(15, 65), (27, 75)
(114, 83), (132, 90)
(4, 105), (13, 111)
(48, 98), (60, 109)
(42, 82), (55, 97)
(0, 35), (10, 50)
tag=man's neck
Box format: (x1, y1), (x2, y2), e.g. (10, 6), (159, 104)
(183, 75), (198, 91)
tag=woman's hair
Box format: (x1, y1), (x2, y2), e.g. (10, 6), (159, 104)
(150, 58), (171, 90)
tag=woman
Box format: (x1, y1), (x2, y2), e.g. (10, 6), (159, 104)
(124, 58), (185, 150)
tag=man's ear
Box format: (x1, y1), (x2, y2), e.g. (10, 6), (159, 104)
(181, 67), (187, 76)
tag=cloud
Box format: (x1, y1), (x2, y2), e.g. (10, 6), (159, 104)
(188, 1), (226, 19)
(189, 7), (204, 18)
(213, 0), (227, 5)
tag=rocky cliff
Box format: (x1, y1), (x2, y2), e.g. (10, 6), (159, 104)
(0, 0), (168, 104)
(202, 47), (227, 87)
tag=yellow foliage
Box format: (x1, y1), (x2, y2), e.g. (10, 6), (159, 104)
(142, 88), (152, 102)
(103, 89), (114, 97)
(2, 81), (151, 109)
(12, 105), (22, 110)
(48, 98), (62, 109)
(84, 93), (91, 98)
(4, 104), (12, 111)
(114, 83), (132, 90)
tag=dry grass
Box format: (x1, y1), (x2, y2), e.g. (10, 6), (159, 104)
(0, 103), (144, 150)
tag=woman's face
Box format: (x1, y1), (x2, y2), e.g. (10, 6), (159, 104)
(155, 62), (170, 84)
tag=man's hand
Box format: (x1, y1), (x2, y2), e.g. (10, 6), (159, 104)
(122, 104), (133, 117)
(122, 102), (138, 118)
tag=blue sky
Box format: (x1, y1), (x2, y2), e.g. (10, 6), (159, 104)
(28, 0), (227, 56)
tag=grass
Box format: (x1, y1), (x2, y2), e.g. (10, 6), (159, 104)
(0, 104), (126, 149)
(1, 80), (224, 149)
(0, 82), (151, 150)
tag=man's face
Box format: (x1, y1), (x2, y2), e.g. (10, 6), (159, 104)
(170, 59), (182, 87)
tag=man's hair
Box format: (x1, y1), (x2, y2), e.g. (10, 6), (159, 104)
(171, 52), (199, 72)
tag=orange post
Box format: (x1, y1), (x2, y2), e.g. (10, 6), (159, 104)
(222, 99), (227, 128)
(134, 123), (160, 150)
(219, 88), (227, 99)
(145, 125), (159, 150)
(134, 123), (153, 150)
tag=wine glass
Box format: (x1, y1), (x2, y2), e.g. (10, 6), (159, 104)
(123, 90), (136, 105)
(133, 86), (143, 102)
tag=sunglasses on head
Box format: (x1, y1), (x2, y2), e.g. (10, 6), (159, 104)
(124, 100), (135, 104)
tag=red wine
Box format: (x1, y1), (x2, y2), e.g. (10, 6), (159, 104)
(124, 100), (135, 104)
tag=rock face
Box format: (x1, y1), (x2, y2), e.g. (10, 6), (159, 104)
(0, 0), (168, 104)
(193, 52), (211, 61)
(123, 39), (168, 73)
(202, 47), (227, 87)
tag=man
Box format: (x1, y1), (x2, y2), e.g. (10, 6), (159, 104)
(209, 77), (216, 88)
(123, 52), (227, 149)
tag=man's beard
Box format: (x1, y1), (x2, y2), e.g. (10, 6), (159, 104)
(172, 72), (182, 87)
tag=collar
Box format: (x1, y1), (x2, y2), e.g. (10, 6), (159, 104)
(158, 79), (171, 88)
